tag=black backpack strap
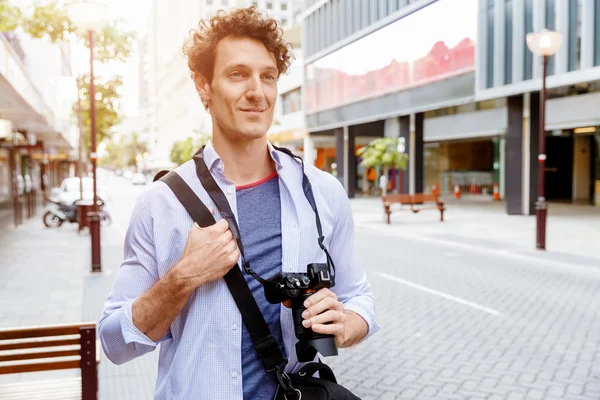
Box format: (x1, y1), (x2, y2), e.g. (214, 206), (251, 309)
(297, 362), (337, 383)
(158, 171), (288, 372)
(153, 169), (170, 182)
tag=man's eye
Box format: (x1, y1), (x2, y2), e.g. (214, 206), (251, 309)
(230, 72), (242, 78)
(263, 74), (276, 81)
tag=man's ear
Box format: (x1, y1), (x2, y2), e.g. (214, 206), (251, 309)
(193, 72), (211, 106)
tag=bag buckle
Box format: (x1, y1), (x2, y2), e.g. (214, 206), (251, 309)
(277, 370), (301, 400)
(254, 335), (287, 373)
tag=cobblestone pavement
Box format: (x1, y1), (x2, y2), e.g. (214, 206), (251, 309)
(1, 182), (599, 399)
(325, 223), (600, 400)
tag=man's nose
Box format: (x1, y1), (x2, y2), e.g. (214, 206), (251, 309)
(245, 74), (265, 100)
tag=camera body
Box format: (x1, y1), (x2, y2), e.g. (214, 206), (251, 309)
(265, 263), (338, 362)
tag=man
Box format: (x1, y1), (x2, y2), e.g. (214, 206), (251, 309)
(99, 6), (378, 400)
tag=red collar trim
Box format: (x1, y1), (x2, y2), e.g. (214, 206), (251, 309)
(235, 172), (278, 190)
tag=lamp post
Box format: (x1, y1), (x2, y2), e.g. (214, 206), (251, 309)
(526, 29), (563, 251)
(67, 1), (109, 272)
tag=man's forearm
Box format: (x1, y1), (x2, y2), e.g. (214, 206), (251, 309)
(132, 264), (197, 342)
(340, 310), (369, 348)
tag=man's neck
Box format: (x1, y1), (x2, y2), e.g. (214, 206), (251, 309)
(212, 135), (276, 186)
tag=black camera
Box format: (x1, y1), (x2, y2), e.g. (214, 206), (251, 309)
(264, 263), (338, 362)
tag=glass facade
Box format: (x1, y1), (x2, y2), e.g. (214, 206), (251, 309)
(505, 0), (513, 84)
(595, 0), (600, 66)
(524, 0), (534, 80)
(486, 0), (494, 88)
(305, 0), (477, 114)
(545, 0), (555, 75)
(568, 0), (582, 71)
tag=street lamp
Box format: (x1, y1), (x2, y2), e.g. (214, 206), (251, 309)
(526, 29), (562, 250)
(67, 1), (109, 272)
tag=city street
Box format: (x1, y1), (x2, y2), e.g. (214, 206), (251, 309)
(1, 174), (599, 399)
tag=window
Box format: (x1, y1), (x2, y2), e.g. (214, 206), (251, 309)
(206, 0), (213, 5)
(505, 0), (513, 84)
(281, 1), (288, 11)
(222, 0), (228, 5)
(595, 0), (600, 66)
(545, 0), (556, 75)
(524, 0), (534, 80)
(486, 0), (494, 88)
(568, 0), (582, 71)
(266, 2), (273, 9)
(281, 18), (288, 26)
(282, 88), (301, 114)
(252, 1), (258, 6)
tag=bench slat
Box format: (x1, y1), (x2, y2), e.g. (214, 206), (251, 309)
(0, 349), (80, 363)
(0, 359), (80, 375)
(0, 338), (79, 352)
(0, 377), (81, 400)
(0, 324), (95, 341)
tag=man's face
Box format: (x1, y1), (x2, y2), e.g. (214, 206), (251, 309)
(199, 36), (278, 142)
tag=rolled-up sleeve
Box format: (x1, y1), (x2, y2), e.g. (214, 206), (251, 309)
(328, 182), (380, 341)
(98, 192), (169, 365)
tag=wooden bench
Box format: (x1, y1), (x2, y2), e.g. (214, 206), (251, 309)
(0, 322), (99, 400)
(382, 193), (445, 224)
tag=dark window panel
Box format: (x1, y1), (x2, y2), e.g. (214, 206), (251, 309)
(505, 0), (513, 84)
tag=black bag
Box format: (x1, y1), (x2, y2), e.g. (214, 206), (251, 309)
(155, 146), (361, 400)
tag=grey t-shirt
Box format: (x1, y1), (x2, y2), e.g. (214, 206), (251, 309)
(236, 172), (285, 400)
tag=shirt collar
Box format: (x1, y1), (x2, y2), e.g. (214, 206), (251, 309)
(203, 140), (284, 173)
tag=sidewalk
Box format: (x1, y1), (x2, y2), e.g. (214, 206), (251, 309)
(0, 215), (157, 398)
(351, 196), (600, 265)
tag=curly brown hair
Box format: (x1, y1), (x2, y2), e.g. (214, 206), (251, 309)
(183, 7), (293, 82)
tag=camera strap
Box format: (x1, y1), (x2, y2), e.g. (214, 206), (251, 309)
(158, 170), (288, 374)
(192, 145), (336, 285)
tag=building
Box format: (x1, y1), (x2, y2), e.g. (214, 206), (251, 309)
(139, 0), (299, 168)
(302, 0), (600, 213)
(0, 29), (77, 227)
(266, 4), (310, 157)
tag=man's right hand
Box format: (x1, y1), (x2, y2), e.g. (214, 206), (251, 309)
(173, 219), (240, 290)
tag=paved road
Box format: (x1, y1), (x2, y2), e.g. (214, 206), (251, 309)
(1, 172), (598, 399)
(328, 223), (600, 399)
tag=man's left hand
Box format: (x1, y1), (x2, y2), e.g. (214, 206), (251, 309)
(301, 288), (346, 347)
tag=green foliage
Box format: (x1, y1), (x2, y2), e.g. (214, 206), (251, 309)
(0, 1), (135, 63)
(74, 74), (123, 155)
(170, 133), (212, 166)
(0, 2), (24, 32)
(356, 137), (409, 170)
(100, 131), (149, 170)
(20, 1), (75, 42)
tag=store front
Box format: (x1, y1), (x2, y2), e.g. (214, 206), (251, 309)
(545, 127), (599, 205)
(424, 137), (501, 197)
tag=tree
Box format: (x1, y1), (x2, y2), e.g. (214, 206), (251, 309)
(170, 133), (211, 166)
(125, 132), (149, 169)
(1, 0), (135, 158)
(99, 132), (149, 170)
(356, 137), (409, 197)
(0, 1), (135, 62)
(74, 74), (123, 154)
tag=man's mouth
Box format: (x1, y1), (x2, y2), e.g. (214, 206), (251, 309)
(240, 108), (265, 113)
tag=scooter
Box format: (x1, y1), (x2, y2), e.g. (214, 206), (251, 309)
(43, 198), (111, 228)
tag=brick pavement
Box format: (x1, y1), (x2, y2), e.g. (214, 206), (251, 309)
(1, 197), (599, 399)
(0, 213), (157, 399)
(323, 225), (600, 400)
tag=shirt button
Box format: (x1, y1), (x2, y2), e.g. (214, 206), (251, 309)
(231, 371), (238, 378)
(227, 186), (233, 195)
(232, 323), (237, 330)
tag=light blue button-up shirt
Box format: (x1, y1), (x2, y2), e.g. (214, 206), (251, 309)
(98, 141), (379, 399)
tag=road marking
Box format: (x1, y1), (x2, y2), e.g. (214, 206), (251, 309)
(374, 271), (504, 317)
(356, 224), (600, 276)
